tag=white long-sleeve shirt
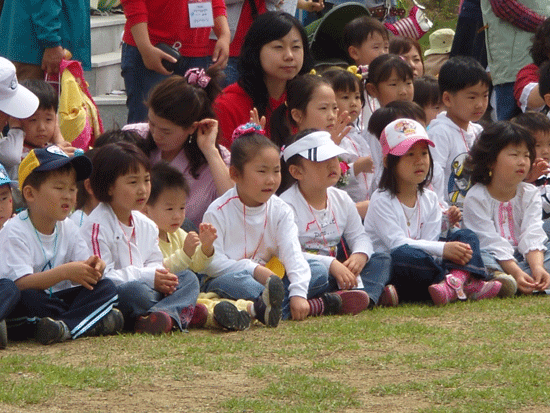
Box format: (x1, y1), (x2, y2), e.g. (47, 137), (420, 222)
(463, 182), (547, 261)
(203, 187), (311, 299)
(81, 202), (164, 287)
(339, 126), (372, 202)
(364, 188), (444, 256)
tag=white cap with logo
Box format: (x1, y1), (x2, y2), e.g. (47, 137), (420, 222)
(0, 57), (39, 119)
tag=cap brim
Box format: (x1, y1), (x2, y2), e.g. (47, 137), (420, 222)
(298, 144), (348, 162)
(0, 84), (39, 119)
(424, 48), (452, 57)
(389, 137), (435, 156)
(35, 154), (93, 182)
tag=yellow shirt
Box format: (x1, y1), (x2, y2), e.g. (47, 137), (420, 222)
(159, 228), (213, 273)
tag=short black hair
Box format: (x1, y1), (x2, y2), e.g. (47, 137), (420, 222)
(20, 79), (58, 111)
(342, 15), (388, 50)
(512, 111), (550, 135)
(94, 129), (143, 148)
(148, 162), (190, 206)
(438, 56), (490, 94)
(539, 60), (550, 99)
(368, 101), (426, 138)
(413, 75), (441, 108)
(321, 67), (365, 107)
(90, 142), (151, 203)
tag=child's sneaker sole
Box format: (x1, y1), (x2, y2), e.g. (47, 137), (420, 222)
(135, 311), (173, 335)
(0, 320), (7, 349)
(214, 301), (251, 331)
(493, 272), (517, 297)
(263, 275), (285, 328)
(336, 290), (370, 315)
(378, 284), (399, 307)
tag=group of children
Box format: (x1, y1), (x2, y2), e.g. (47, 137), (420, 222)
(1, 11), (550, 349)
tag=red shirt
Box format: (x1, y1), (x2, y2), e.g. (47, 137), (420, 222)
(514, 63), (538, 108)
(121, 0), (227, 57)
(214, 82), (286, 149)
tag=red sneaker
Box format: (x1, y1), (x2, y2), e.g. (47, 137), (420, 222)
(335, 290), (370, 315)
(135, 311), (173, 334)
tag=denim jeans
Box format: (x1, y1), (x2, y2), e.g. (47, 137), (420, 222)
(481, 242), (550, 277)
(391, 229), (487, 302)
(117, 270), (200, 330)
(223, 56), (239, 88)
(0, 278), (20, 321)
(121, 43), (212, 124)
(493, 82), (518, 121)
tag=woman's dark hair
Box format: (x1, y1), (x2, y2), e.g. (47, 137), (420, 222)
(389, 36), (424, 72)
(238, 11), (313, 119)
(466, 121), (536, 186)
(90, 142), (151, 203)
(413, 75), (441, 109)
(278, 128), (318, 194)
(230, 131), (279, 174)
(530, 17), (550, 67)
(366, 54), (414, 86)
(378, 144), (434, 196)
(141, 71), (223, 179)
(368, 101), (426, 138)
(270, 74), (332, 149)
(321, 67), (365, 107)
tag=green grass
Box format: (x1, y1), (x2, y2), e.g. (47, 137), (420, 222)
(2, 296), (550, 412)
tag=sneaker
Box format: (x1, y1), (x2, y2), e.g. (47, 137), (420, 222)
(464, 278), (502, 301)
(254, 275), (285, 327)
(214, 301), (251, 331)
(492, 272), (517, 297)
(189, 303), (209, 328)
(335, 290), (370, 315)
(428, 274), (465, 306)
(0, 320), (7, 349)
(135, 311), (173, 334)
(378, 284), (399, 307)
(319, 292), (342, 315)
(36, 317), (71, 345)
(85, 308), (124, 337)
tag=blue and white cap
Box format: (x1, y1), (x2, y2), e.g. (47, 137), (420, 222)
(0, 163), (16, 187)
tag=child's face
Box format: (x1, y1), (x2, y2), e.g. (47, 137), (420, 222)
(146, 188), (187, 236)
(369, 70), (414, 107)
(335, 85), (362, 124)
(108, 164), (151, 219)
(25, 169), (77, 225)
(401, 47), (424, 79)
(259, 27), (304, 84)
(491, 142), (530, 187)
(349, 32), (389, 66)
(534, 131), (550, 162)
(442, 81), (489, 129)
(424, 102), (443, 125)
(292, 84), (338, 132)
(0, 185), (13, 227)
(232, 147), (281, 207)
(395, 141), (430, 189)
(292, 156), (341, 191)
(21, 107), (56, 148)
(148, 109), (195, 159)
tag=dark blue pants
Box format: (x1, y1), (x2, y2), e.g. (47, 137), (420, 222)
(8, 279), (118, 339)
(390, 229), (487, 302)
(0, 279), (20, 321)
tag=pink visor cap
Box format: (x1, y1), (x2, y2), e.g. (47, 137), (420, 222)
(380, 119), (434, 156)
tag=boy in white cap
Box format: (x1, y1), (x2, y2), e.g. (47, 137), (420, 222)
(280, 129), (394, 310)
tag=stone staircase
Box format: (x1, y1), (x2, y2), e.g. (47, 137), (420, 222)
(85, 14), (128, 130)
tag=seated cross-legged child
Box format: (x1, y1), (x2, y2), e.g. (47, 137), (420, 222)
(464, 122), (550, 295)
(280, 129), (392, 309)
(144, 162), (252, 331)
(428, 56), (490, 209)
(0, 146), (123, 345)
(81, 142), (201, 335)
(364, 119), (501, 305)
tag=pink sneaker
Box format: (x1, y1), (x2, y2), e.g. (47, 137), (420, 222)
(188, 303), (208, 328)
(428, 274), (466, 306)
(378, 285), (399, 307)
(464, 278), (502, 301)
(135, 311), (173, 334)
(335, 290), (370, 315)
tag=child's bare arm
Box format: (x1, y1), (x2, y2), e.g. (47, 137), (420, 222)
(499, 259), (538, 294)
(14, 261), (102, 291)
(526, 250), (550, 291)
(199, 223), (217, 257)
(352, 156), (374, 175)
(253, 265), (275, 285)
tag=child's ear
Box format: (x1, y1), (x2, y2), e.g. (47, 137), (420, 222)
(83, 178), (94, 196)
(365, 83), (378, 98)
(22, 185), (35, 204)
(441, 91), (452, 107)
(544, 93), (550, 108)
(229, 165), (240, 182)
(347, 46), (360, 63)
(290, 108), (303, 126)
(288, 164), (303, 180)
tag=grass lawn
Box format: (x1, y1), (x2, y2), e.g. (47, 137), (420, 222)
(1, 295), (550, 412)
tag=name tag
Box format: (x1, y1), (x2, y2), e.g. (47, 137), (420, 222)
(189, 0), (214, 29)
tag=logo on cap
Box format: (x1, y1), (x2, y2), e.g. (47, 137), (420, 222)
(9, 78), (16, 91)
(47, 145), (69, 158)
(394, 119), (417, 136)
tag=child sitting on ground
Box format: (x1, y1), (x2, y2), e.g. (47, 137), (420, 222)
(144, 162), (252, 331)
(0, 146), (122, 345)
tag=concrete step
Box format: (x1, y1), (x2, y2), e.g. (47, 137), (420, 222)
(90, 14), (125, 56)
(95, 93), (128, 131)
(85, 51), (123, 97)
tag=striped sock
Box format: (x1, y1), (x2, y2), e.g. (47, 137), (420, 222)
(308, 298), (325, 316)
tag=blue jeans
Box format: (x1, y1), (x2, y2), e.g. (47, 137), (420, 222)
(481, 242), (550, 276)
(121, 43), (212, 123)
(223, 56), (239, 88)
(0, 279), (20, 321)
(391, 229), (487, 302)
(493, 82), (518, 121)
(117, 270), (199, 330)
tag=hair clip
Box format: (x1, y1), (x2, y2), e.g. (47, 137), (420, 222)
(355, 65), (369, 79)
(231, 122), (266, 141)
(184, 68), (211, 88)
(346, 66), (364, 81)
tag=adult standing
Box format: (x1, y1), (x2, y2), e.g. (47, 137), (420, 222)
(480, 0), (550, 120)
(121, 0), (230, 124)
(0, 0), (91, 80)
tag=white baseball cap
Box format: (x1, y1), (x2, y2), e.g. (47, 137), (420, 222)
(0, 57), (39, 119)
(282, 130), (348, 162)
(380, 119), (434, 157)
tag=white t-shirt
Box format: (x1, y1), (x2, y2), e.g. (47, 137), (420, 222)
(339, 126), (372, 202)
